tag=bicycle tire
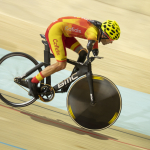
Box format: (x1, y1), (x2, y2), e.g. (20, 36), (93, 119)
(67, 74), (122, 130)
(0, 52), (43, 107)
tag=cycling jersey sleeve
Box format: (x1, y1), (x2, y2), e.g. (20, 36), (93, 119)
(92, 40), (98, 50)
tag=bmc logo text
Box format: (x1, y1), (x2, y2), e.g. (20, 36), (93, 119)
(58, 73), (78, 88)
(53, 39), (60, 55)
(65, 26), (81, 33)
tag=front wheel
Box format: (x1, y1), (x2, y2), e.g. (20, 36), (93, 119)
(0, 52), (43, 107)
(67, 74), (122, 130)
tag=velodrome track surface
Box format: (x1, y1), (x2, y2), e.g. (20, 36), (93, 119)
(0, 0), (150, 149)
(0, 90), (150, 150)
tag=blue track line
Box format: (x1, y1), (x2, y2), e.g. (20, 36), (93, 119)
(0, 141), (26, 150)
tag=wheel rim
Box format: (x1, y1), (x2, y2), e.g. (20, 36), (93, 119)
(0, 53), (41, 107)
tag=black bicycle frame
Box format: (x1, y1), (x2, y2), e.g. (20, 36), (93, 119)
(19, 34), (96, 105)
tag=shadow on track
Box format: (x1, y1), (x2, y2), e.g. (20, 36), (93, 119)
(19, 109), (117, 141)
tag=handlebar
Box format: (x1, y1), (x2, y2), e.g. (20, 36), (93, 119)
(85, 50), (104, 64)
(86, 49), (103, 63)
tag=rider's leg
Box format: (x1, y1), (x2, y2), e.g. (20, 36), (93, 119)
(70, 48), (88, 75)
(65, 37), (88, 75)
(28, 21), (67, 98)
(65, 37), (88, 63)
(27, 62), (67, 98)
(75, 48), (88, 63)
(31, 61), (67, 84)
(41, 61), (67, 77)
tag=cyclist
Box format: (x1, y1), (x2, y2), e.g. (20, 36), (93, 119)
(27, 16), (120, 99)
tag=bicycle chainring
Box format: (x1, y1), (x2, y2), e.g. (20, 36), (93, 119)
(39, 84), (55, 102)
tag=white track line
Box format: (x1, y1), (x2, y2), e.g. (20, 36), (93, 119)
(0, 11), (45, 28)
(0, 116), (10, 122)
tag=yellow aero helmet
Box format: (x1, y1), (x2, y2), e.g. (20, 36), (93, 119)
(101, 20), (120, 40)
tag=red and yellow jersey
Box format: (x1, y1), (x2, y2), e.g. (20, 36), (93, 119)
(46, 16), (99, 49)
(57, 16), (99, 49)
(57, 16), (99, 40)
(45, 16), (99, 62)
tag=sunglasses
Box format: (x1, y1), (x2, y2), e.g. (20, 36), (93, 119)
(102, 32), (114, 42)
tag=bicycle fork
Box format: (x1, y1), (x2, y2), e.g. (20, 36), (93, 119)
(86, 63), (96, 106)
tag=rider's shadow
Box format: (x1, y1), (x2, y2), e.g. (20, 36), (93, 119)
(19, 110), (117, 141)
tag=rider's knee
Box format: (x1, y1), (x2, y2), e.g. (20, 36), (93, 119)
(74, 45), (84, 53)
(55, 61), (67, 71)
(77, 48), (88, 63)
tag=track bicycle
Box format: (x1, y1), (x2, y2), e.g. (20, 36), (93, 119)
(0, 34), (122, 130)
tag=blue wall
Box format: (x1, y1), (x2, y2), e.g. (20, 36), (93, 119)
(0, 48), (150, 136)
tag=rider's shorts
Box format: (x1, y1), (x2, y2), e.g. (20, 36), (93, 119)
(45, 21), (81, 62)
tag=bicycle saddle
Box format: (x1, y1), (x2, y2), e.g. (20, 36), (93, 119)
(40, 34), (46, 40)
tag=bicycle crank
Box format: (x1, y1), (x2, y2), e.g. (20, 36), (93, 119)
(39, 84), (55, 102)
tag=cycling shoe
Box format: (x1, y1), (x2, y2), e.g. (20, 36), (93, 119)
(27, 78), (39, 99)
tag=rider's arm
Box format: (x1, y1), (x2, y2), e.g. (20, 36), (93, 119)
(87, 40), (99, 56)
(87, 40), (96, 52)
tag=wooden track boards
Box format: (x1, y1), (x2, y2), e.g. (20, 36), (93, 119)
(0, 91), (150, 150)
